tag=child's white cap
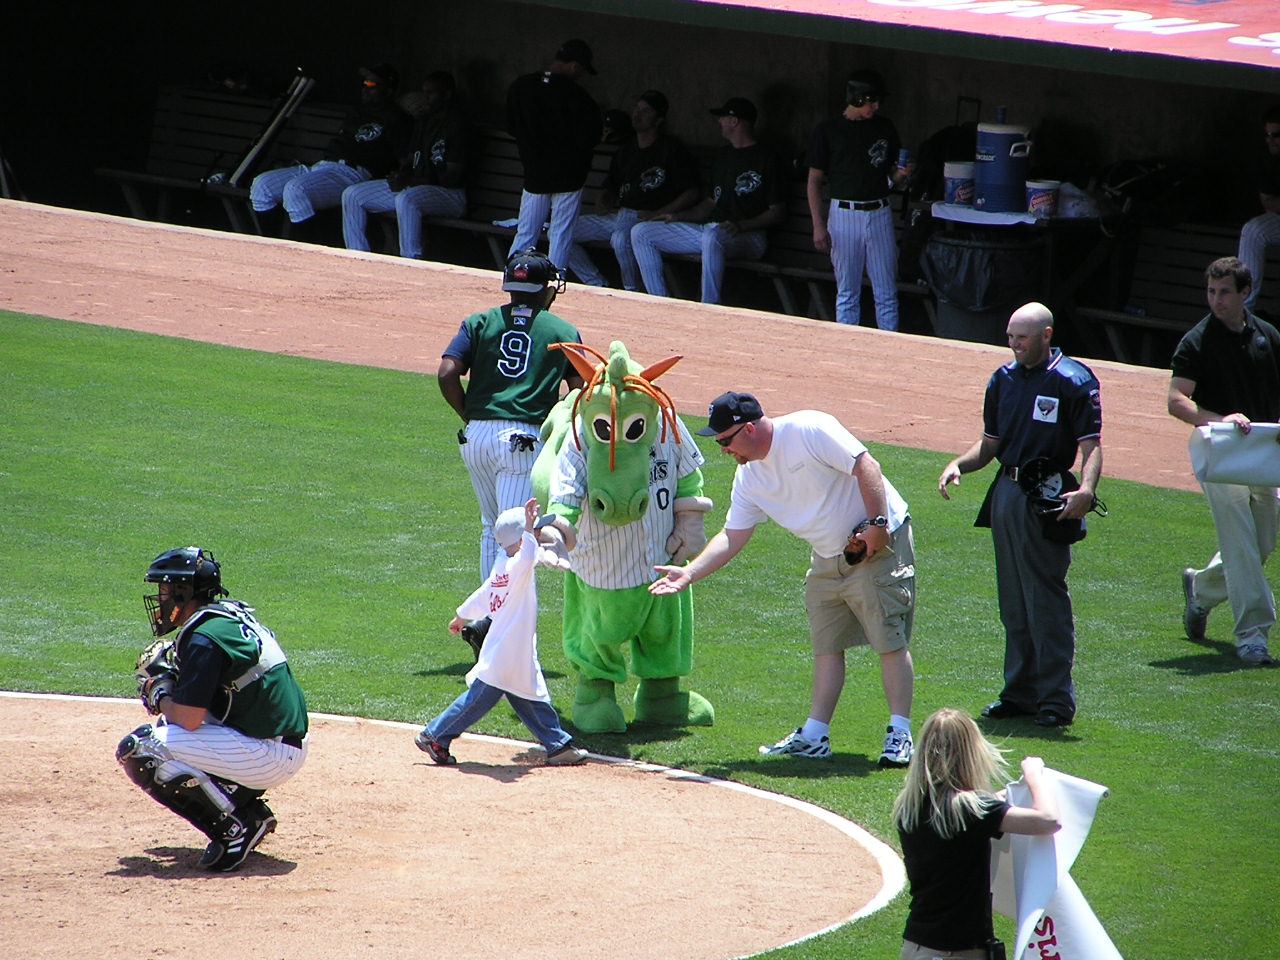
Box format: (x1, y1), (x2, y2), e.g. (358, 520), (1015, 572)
(493, 508), (527, 549)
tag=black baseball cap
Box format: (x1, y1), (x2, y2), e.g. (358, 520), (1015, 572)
(697, 392), (764, 436)
(556, 39), (597, 75)
(638, 89), (669, 117)
(709, 97), (757, 124)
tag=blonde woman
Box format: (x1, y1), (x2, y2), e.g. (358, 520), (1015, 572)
(893, 708), (1061, 960)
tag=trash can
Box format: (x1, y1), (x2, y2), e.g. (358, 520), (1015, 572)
(920, 230), (1047, 344)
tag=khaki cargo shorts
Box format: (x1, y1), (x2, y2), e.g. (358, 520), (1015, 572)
(804, 518), (915, 655)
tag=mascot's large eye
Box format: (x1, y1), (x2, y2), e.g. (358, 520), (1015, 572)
(622, 413), (647, 442)
(591, 416), (613, 443)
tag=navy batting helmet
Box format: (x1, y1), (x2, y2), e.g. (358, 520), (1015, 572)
(144, 546), (227, 636)
(502, 249), (565, 295)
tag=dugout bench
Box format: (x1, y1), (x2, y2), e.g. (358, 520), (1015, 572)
(95, 84), (347, 234)
(1071, 222), (1280, 366)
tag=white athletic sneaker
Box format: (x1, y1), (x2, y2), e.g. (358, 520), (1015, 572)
(758, 728), (832, 759)
(546, 742), (589, 766)
(1237, 643), (1274, 666)
(878, 726), (914, 768)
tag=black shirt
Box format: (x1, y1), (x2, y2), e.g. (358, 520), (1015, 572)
(899, 796), (1011, 950)
(1171, 312), (1280, 422)
(506, 71), (602, 193)
(326, 100), (412, 178)
(708, 143), (788, 223)
(606, 134), (700, 212)
(807, 114), (901, 202)
(983, 348), (1103, 471)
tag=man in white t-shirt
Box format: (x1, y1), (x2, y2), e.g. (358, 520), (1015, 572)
(650, 392), (917, 767)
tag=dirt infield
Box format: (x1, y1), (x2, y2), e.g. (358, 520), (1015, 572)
(0, 200), (1187, 958)
(0, 694), (891, 960)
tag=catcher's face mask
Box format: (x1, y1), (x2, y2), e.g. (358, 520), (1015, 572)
(144, 582), (193, 637)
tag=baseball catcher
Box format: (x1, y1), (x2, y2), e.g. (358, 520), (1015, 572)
(116, 547), (309, 872)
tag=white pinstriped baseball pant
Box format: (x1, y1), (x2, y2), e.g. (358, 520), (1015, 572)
(509, 189), (584, 274)
(827, 200), (899, 330)
(1239, 211), (1280, 310)
(460, 419), (542, 579)
(630, 221), (767, 304)
(566, 208), (641, 289)
(250, 160), (370, 223)
(152, 720), (308, 791)
(341, 180), (466, 258)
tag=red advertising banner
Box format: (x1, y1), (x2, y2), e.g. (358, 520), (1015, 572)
(686, 0), (1279, 70)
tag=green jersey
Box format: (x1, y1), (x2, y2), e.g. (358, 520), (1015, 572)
(177, 601), (308, 740)
(444, 304), (581, 423)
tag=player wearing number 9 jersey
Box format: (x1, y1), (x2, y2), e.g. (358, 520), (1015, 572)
(439, 249), (585, 577)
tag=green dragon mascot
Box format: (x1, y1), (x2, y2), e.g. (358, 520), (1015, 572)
(531, 340), (715, 734)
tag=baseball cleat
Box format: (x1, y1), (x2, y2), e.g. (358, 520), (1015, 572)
(758, 728), (831, 759)
(546, 742), (589, 766)
(980, 699), (1034, 720)
(1182, 568), (1209, 641)
(878, 726), (913, 768)
(415, 729), (457, 765)
(201, 805), (277, 872)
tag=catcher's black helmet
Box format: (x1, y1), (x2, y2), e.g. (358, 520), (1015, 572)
(144, 547), (227, 635)
(847, 70), (887, 105)
(502, 249), (565, 295)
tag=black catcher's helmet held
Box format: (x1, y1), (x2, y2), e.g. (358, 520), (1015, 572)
(144, 546), (228, 636)
(503, 248), (566, 295)
(847, 69), (887, 106)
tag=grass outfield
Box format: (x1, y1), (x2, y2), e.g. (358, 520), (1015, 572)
(3, 311), (1276, 958)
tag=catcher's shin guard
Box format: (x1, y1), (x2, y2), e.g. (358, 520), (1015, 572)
(116, 723), (239, 838)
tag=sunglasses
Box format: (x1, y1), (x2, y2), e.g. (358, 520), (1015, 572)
(362, 79), (380, 88)
(715, 423), (749, 447)
(1265, 131), (1280, 139)
(850, 95), (882, 108)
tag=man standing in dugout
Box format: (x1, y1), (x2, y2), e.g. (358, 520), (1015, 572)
(117, 547), (309, 872)
(938, 302), (1103, 728)
(1170, 257), (1280, 666)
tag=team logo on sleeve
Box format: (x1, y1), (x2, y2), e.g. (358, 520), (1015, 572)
(1033, 395), (1060, 423)
(735, 170), (763, 196)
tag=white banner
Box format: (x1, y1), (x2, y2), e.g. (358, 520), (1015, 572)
(990, 769), (1121, 960)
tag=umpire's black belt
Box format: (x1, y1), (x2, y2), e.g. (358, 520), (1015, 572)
(836, 198), (888, 211)
(1001, 464), (1022, 481)
(281, 734), (304, 749)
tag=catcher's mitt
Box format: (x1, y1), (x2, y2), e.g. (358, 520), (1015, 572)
(135, 640), (177, 715)
(460, 617), (491, 662)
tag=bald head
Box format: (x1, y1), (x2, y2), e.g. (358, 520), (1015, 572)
(1006, 301), (1054, 367)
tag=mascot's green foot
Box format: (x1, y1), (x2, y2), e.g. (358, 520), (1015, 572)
(634, 678), (715, 727)
(573, 677), (627, 734)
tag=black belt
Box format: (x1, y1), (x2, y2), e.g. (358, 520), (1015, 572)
(281, 734), (303, 749)
(1001, 464), (1021, 481)
(836, 198), (888, 211)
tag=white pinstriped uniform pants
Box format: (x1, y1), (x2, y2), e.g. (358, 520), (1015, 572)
(341, 180), (466, 258)
(630, 221), (767, 304)
(1239, 211), (1280, 310)
(566, 208), (641, 290)
(460, 418), (543, 579)
(509, 189), (584, 274)
(827, 200), (899, 330)
(250, 160), (370, 223)
(152, 719), (308, 791)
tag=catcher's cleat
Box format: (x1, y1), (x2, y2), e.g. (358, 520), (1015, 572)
(460, 617), (491, 661)
(878, 726), (914, 768)
(200, 804), (277, 872)
(415, 729), (457, 765)
(758, 728), (831, 759)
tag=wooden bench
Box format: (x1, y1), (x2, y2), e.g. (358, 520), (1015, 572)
(95, 84), (347, 233)
(1072, 222), (1280, 365)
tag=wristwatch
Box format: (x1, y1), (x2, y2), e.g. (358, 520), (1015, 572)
(866, 515), (889, 528)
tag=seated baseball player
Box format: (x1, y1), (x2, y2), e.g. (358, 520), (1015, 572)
(117, 547), (309, 872)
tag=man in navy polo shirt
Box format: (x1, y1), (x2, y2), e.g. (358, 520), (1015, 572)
(937, 302), (1103, 727)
